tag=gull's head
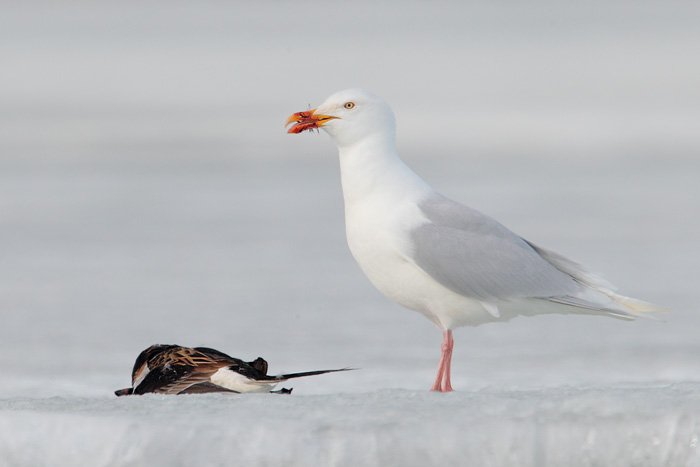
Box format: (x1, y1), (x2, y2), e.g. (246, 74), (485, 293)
(286, 89), (396, 148)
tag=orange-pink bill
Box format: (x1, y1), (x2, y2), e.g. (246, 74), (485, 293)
(286, 109), (338, 134)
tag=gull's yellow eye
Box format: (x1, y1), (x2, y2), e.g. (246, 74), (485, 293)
(344, 102), (355, 109)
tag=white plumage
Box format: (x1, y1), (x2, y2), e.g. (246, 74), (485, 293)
(287, 89), (668, 391)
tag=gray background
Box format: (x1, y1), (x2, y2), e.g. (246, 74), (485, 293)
(1, 2), (699, 465)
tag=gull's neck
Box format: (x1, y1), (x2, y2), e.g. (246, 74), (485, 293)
(336, 133), (433, 208)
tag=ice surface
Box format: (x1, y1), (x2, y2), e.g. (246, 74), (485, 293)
(2, 385), (700, 467)
(1, 1), (700, 466)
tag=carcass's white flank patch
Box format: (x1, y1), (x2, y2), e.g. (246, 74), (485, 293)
(210, 367), (277, 393)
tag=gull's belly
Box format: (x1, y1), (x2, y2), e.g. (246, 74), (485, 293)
(345, 202), (492, 329)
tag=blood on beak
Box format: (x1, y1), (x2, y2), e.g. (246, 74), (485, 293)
(286, 109), (338, 134)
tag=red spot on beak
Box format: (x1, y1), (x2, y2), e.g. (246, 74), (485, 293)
(286, 109), (338, 134)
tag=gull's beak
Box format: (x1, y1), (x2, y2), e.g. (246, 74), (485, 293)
(286, 109), (338, 134)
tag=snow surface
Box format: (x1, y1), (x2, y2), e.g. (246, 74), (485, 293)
(1, 385), (699, 467)
(1, 1), (700, 466)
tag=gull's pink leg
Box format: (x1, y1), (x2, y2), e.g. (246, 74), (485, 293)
(430, 353), (446, 391)
(431, 330), (454, 392)
(441, 330), (454, 391)
(440, 330), (454, 392)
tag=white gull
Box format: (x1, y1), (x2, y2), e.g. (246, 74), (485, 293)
(286, 89), (667, 392)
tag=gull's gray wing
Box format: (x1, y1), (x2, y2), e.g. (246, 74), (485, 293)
(409, 194), (584, 301)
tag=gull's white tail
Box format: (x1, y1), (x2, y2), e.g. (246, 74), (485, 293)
(605, 291), (670, 315)
(527, 240), (670, 320)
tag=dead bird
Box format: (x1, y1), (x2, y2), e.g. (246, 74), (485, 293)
(114, 344), (351, 396)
